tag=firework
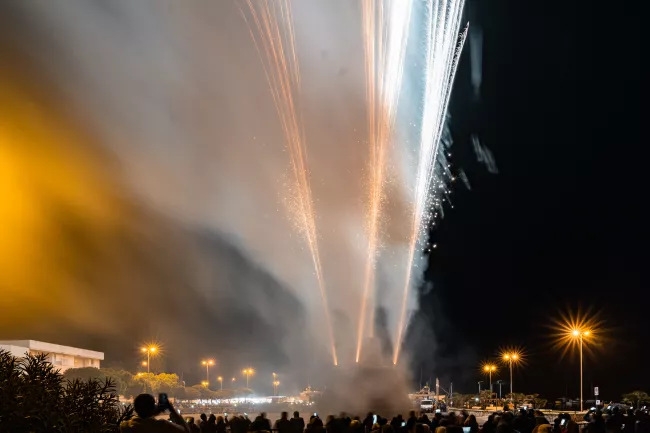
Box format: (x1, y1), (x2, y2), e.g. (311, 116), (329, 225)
(356, 0), (413, 363)
(393, 0), (468, 365)
(241, 0), (338, 365)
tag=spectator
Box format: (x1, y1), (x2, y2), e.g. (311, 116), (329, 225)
(276, 412), (293, 433)
(120, 393), (189, 433)
(291, 412), (306, 433)
(251, 413), (272, 433)
(464, 415), (479, 433)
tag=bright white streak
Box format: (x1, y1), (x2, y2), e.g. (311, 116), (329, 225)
(356, 0), (412, 363)
(393, 0), (468, 365)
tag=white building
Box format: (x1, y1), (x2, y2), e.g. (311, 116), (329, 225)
(0, 340), (104, 372)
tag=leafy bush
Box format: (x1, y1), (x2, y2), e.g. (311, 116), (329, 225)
(0, 349), (133, 432)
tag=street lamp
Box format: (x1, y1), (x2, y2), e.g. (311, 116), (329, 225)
(202, 381), (209, 387)
(502, 350), (522, 401)
(478, 381), (484, 399)
(273, 380), (280, 396)
(218, 376), (223, 391)
(242, 368), (254, 388)
(571, 329), (591, 412)
(482, 363), (498, 393)
(141, 345), (158, 373)
(232, 377), (236, 387)
(202, 360), (215, 385)
(496, 380), (504, 399)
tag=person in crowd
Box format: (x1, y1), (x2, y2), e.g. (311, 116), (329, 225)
(308, 417), (327, 433)
(349, 420), (363, 433)
(120, 393), (189, 433)
(363, 413), (376, 433)
(464, 415), (479, 433)
(199, 415), (208, 433)
(250, 413), (272, 433)
(418, 413), (431, 427)
(275, 412), (292, 433)
(622, 409), (635, 433)
(215, 416), (228, 433)
(587, 412), (607, 433)
(390, 415), (404, 431)
(406, 412), (418, 432)
(291, 411), (306, 433)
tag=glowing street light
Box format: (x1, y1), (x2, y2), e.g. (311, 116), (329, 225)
(273, 380), (280, 396)
(141, 345), (158, 373)
(218, 376), (223, 391)
(232, 377), (236, 386)
(550, 309), (602, 413)
(201, 381), (209, 387)
(201, 360), (215, 385)
(482, 362), (498, 394)
(501, 349), (523, 400)
(570, 328), (592, 412)
(242, 368), (254, 388)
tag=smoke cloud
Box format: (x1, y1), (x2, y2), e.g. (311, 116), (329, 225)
(0, 0), (440, 394)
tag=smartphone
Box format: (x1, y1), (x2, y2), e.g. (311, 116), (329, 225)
(185, 417), (195, 424)
(463, 427), (471, 433)
(244, 413), (248, 417)
(561, 419), (566, 426)
(158, 393), (170, 412)
(402, 422), (406, 427)
(436, 409), (441, 414)
(373, 415), (378, 425)
(224, 413), (227, 416)
(314, 413), (318, 417)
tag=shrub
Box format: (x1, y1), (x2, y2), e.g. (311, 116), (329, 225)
(0, 349), (133, 432)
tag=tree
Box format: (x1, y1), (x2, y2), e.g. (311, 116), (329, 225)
(0, 349), (133, 432)
(176, 387), (201, 401)
(64, 367), (133, 397)
(622, 391), (650, 409)
(480, 390), (496, 407)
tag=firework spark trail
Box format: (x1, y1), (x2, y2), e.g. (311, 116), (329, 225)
(355, 0), (412, 363)
(242, 0), (338, 365)
(393, 0), (468, 365)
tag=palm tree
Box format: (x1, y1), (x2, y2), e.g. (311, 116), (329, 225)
(622, 391), (649, 409)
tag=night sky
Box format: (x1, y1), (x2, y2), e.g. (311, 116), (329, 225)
(411, 0), (646, 401)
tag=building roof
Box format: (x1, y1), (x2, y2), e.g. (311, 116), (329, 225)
(0, 340), (104, 360)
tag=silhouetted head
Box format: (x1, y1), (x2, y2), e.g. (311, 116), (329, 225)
(410, 411), (416, 419)
(209, 414), (217, 424)
(282, 412), (289, 420)
(294, 411), (300, 418)
(133, 394), (157, 418)
(261, 412), (267, 419)
(201, 414), (208, 421)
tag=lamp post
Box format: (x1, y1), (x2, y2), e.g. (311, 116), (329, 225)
(478, 381), (483, 401)
(141, 346), (157, 373)
(232, 377), (236, 387)
(218, 376), (223, 390)
(273, 380), (280, 396)
(502, 352), (519, 400)
(243, 368), (254, 388)
(571, 329), (591, 412)
(483, 364), (497, 393)
(496, 380), (504, 399)
(202, 360), (214, 385)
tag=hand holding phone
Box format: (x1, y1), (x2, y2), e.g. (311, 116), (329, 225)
(158, 393), (170, 412)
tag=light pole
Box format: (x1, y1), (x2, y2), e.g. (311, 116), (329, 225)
(483, 364), (497, 393)
(141, 346), (157, 373)
(478, 381), (483, 402)
(232, 377), (236, 388)
(273, 380), (280, 396)
(218, 376), (223, 390)
(243, 368), (254, 388)
(502, 352), (519, 400)
(571, 329), (591, 412)
(202, 360), (214, 385)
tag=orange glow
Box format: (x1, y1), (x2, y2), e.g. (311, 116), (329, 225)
(498, 347), (526, 367)
(549, 308), (602, 359)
